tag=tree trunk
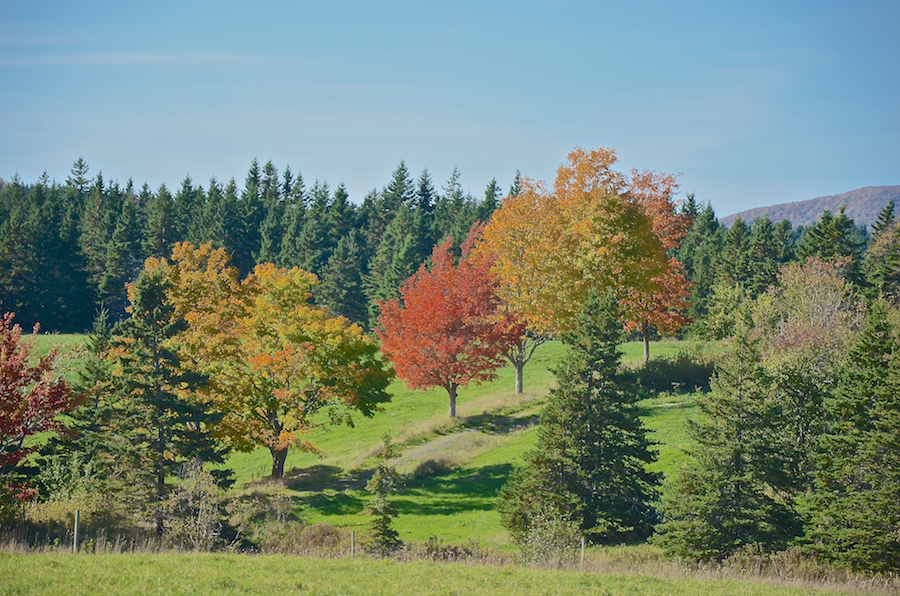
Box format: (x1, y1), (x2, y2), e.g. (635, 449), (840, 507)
(642, 320), (651, 363)
(448, 384), (458, 418)
(515, 361), (524, 395)
(270, 446), (288, 479)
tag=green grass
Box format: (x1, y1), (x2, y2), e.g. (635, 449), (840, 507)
(25, 334), (707, 548)
(224, 339), (711, 548)
(0, 553), (866, 596)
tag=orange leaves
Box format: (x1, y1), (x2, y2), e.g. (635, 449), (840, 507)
(377, 236), (523, 405)
(475, 147), (667, 336)
(621, 169), (693, 342)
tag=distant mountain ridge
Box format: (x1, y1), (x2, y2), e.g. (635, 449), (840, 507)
(719, 186), (900, 228)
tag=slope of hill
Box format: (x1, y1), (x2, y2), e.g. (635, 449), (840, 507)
(719, 186), (900, 228)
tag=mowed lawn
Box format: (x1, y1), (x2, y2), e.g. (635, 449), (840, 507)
(0, 553), (864, 596)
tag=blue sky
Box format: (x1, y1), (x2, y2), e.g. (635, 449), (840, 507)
(1, 1), (897, 216)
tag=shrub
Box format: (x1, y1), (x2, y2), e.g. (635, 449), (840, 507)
(635, 348), (715, 395)
(163, 461), (225, 551)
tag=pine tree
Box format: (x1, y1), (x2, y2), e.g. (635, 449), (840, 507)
(327, 183), (355, 245)
(316, 230), (368, 325)
(100, 197), (143, 319)
(476, 178), (501, 223)
(66, 157), (92, 203)
(871, 199), (895, 239)
(718, 217), (751, 287)
(508, 170), (522, 199)
(142, 184), (177, 258)
(40, 311), (119, 483)
(294, 181), (334, 276)
(746, 216), (780, 297)
(807, 300), (900, 571)
(363, 435), (401, 555)
(232, 159), (265, 275)
(257, 162), (285, 264)
(797, 207), (866, 283)
(654, 317), (803, 560)
(499, 293), (659, 545)
(674, 201), (723, 323)
(110, 266), (227, 534)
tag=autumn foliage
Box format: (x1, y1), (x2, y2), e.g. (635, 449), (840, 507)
(378, 236), (522, 417)
(621, 169), (693, 360)
(476, 147), (668, 337)
(0, 313), (80, 516)
(154, 243), (393, 479)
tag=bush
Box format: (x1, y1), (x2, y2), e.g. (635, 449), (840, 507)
(409, 457), (455, 480)
(519, 505), (581, 568)
(163, 461), (225, 551)
(257, 522), (349, 556)
(635, 348), (715, 395)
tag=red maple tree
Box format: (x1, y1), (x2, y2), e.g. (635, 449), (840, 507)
(377, 235), (522, 418)
(0, 312), (80, 514)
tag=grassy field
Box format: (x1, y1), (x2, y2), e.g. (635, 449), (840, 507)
(24, 334), (707, 547)
(0, 553), (868, 596)
(222, 339), (705, 547)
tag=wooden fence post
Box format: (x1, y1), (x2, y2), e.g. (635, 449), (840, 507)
(73, 510), (80, 553)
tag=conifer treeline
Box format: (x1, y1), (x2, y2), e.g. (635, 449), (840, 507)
(0, 158), (505, 332)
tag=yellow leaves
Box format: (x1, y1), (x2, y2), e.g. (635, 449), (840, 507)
(475, 147), (667, 335)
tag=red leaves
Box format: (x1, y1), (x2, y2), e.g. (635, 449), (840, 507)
(622, 169), (693, 338)
(378, 236), (523, 400)
(0, 312), (80, 502)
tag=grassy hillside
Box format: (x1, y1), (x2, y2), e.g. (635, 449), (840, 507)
(226, 339), (702, 547)
(22, 333), (706, 548)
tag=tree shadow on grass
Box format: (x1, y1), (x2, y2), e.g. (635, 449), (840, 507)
(301, 490), (369, 516)
(394, 463), (514, 516)
(457, 413), (539, 434)
(283, 464), (344, 491)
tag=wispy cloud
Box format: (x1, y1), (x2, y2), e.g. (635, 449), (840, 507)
(0, 52), (308, 67)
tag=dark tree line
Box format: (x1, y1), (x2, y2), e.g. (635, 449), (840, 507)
(0, 158), (503, 332)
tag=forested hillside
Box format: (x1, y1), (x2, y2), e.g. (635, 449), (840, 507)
(719, 185), (900, 228)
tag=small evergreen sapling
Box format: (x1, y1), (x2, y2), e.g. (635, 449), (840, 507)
(363, 435), (401, 555)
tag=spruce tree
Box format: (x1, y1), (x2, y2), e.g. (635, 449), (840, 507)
(871, 199), (895, 239)
(363, 435), (401, 555)
(746, 216), (780, 297)
(654, 316), (803, 560)
(316, 230), (368, 325)
(499, 293), (658, 545)
(110, 266), (228, 534)
(807, 300), (900, 571)
(142, 184), (177, 258)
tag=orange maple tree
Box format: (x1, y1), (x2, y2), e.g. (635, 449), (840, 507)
(622, 169), (693, 361)
(474, 148), (668, 390)
(378, 235), (522, 418)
